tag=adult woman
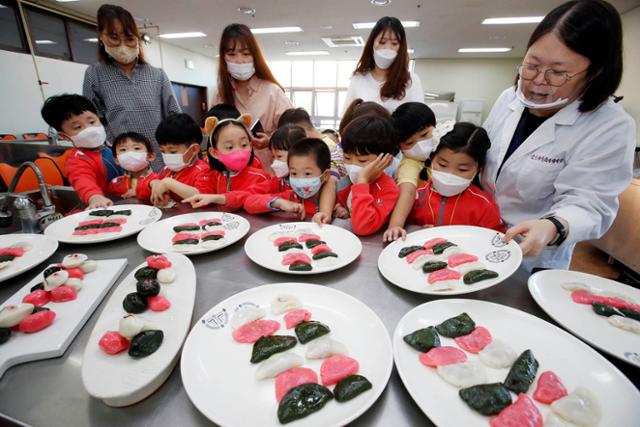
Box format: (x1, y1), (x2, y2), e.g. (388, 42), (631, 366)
(83, 4), (181, 170)
(212, 23), (292, 174)
(344, 16), (423, 113)
(481, 0), (636, 271)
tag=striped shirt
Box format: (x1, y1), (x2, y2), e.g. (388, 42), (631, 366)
(82, 60), (181, 170)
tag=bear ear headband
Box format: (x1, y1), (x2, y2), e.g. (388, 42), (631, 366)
(205, 113), (253, 146)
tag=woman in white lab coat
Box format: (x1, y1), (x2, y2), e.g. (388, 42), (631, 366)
(481, 0), (636, 271)
(344, 16), (423, 114)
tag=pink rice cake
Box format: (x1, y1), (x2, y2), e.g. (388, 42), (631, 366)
(406, 249), (434, 264)
(571, 289), (640, 311)
(423, 237), (449, 250)
(275, 367), (318, 402)
(78, 219), (104, 228)
(273, 236), (298, 247)
(447, 252), (479, 268)
(0, 247), (25, 257)
(427, 268), (461, 284)
(171, 232), (200, 244)
(284, 309), (312, 329)
(419, 346), (467, 368)
(490, 393), (542, 427)
(201, 230), (225, 238)
(454, 326), (493, 354)
(310, 244), (332, 255)
(320, 355), (359, 386)
(297, 233), (321, 243)
(281, 252), (312, 266)
(99, 226), (122, 234)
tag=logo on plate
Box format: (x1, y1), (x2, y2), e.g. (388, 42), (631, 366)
(235, 302), (259, 311)
(224, 221), (240, 231)
(491, 233), (507, 248)
(279, 223), (297, 231)
(203, 308), (228, 330)
(221, 213), (235, 222)
(486, 250), (511, 263)
(624, 352), (640, 364)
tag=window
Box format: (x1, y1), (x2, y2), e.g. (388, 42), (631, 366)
(0, 0), (26, 52)
(67, 20), (98, 65)
(25, 7), (71, 60)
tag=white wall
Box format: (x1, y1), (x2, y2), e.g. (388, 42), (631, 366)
(0, 38), (216, 136)
(619, 6), (640, 146)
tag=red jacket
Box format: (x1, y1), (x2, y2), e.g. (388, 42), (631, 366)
(195, 166), (269, 210)
(107, 170), (151, 196)
(244, 178), (319, 216)
(408, 180), (505, 231)
(338, 173), (399, 236)
(66, 148), (109, 204)
(136, 159), (210, 203)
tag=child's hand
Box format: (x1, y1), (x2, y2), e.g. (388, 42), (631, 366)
(357, 153), (394, 184)
(121, 189), (136, 199)
(383, 226), (407, 242)
(150, 180), (168, 207)
(312, 211), (331, 226)
(252, 132), (269, 150)
(87, 194), (113, 210)
(333, 204), (349, 219)
(273, 198), (305, 220)
(182, 194), (226, 208)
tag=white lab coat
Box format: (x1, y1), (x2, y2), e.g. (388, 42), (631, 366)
(481, 87), (636, 271)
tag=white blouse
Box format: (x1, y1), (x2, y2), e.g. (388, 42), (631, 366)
(342, 70), (424, 114)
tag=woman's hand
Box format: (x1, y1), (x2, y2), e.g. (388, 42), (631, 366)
(251, 132), (269, 150)
(503, 219), (559, 256)
(357, 153), (394, 184)
(383, 225), (407, 242)
(182, 194), (226, 208)
(87, 194), (113, 210)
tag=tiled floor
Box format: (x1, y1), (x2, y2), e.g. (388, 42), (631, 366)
(570, 241), (622, 279)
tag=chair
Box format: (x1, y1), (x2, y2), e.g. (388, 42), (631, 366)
(0, 158), (65, 192)
(22, 133), (48, 141)
(0, 134), (17, 140)
(37, 150), (72, 178)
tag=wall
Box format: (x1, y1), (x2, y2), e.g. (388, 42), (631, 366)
(0, 37), (216, 136)
(619, 6), (640, 146)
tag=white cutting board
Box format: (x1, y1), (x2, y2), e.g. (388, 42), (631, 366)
(0, 258), (128, 378)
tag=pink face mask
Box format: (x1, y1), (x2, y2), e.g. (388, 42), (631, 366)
(216, 149), (251, 172)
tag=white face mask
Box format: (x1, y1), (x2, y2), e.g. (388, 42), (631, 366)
(117, 151), (149, 172)
(71, 126), (106, 149)
(226, 61), (255, 81)
(373, 49), (398, 70)
(105, 43), (139, 65)
(403, 138), (435, 161)
(162, 153), (188, 172)
(270, 159), (289, 178)
(346, 164), (363, 184)
(431, 170), (472, 197)
(515, 79), (569, 110)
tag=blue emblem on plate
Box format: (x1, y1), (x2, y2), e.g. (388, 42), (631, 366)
(486, 250), (511, 263)
(203, 308), (228, 330)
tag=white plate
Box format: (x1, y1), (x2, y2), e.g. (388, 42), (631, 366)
(244, 222), (362, 275)
(181, 283), (393, 427)
(81, 253), (196, 407)
(136, 212), (250, 255)
(378, 226), (522, 295)
(0, 258), (127, 378)
(44, 204), (162, 244)
(0, 234), (58, 283)
(529, 270), (640, 368)
(393, 299), (640, 427)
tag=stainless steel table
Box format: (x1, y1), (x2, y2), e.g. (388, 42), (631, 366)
(1, 205), (638, 427)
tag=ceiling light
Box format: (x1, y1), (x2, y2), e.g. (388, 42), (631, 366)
(285, 51), (329, 56)
(353, 20), (419, 29)
(284, 40), (301, 47)
(35, 40), (56, 45)
(482, 16), (544, 25)
(159, 32), (207, 39)
(237, 7), (256, 15)
(371, 0), (391, 5)
(320, 25), (333, 30)
(458, 47), (512, 53)
(251, 26), (303, 34)
(83, 38), (99, 43)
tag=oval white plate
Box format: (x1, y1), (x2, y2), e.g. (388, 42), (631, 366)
(529, 269), (640, 368)
(181, 283), (393, 427)
(137, 212), (250, 255)
(378, 226), (522, 295)
(0, 234), (58, 283)
(44, 204), (162, 244)
(393, 299), (640, 427)
(81, 253), (196, 407)
(244, 222), (362, 275)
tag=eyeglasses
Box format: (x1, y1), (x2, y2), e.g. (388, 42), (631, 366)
(517, 64), (588, 87)
(102, 32), (139, 47)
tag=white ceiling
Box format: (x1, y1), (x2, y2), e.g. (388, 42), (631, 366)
(52, 0), (640, 60)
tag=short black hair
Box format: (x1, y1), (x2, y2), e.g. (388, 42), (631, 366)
(207, 120), (255, 172)
(341, 115), (397, 156)
(432, 122), (491, 168)
(41, 94), (98, 131)
(392, 102), (436, 142)
(322, 128), (339, 138)
(155, 113), (202, 146)
(524, 0), (623, 112)
(111, 132), (152, 156)
(277, 108), (313, 130)
(269, 125), (307, 151)
(287, 138), (331, 171)
(206, 103), (241, 121)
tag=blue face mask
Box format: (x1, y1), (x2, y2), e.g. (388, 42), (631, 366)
(289, 175), (323, 199)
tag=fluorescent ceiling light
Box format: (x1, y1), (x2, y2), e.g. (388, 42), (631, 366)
(83, 38), (98, 43)
(159, 32), (206, 39)
(251, 26), (303, 34)
(285, 50), (329, 56)
(482, 16), (544, 25)
(353, 20), (419, 29)
(458, 47), (512, 53)
(35, 40), (56, 45)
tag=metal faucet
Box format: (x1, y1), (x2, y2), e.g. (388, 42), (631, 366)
(0, 161), (62, 231)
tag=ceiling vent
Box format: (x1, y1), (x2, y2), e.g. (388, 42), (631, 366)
(321, 36), (364, 48)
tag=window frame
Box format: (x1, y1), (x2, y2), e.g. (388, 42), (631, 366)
(0, 0), (28, 53)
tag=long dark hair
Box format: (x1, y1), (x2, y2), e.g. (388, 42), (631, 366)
(96, 4), (147, 64)
(217, 24), (284, 106)
(522, 0), (623, 112)
(353, 17), (411, 100)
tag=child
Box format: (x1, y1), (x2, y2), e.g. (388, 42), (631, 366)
(384, 102), (437, 241)
(181, 114), (269, 210)
(244, 136), (333, 220)
(108, 132), (155, 198)
(40, 94), (122, 209)
(206, 103), (262, 170)
(336, 115), (400, 236)
(401, 122), (504, 234)
(136, 113), (209, 206)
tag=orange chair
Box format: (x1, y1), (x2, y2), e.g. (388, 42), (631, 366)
(37, 150), (72, 178)
(22, 133), (48, 141)
(0, 134), (17, 140)
(0, 159), (65, 193)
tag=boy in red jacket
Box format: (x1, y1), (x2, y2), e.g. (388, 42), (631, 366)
(336, 116), (400, 236)
(108, 132), (155, 198)
(41, 94), (122, 209)
(136, 113), (209, 205)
